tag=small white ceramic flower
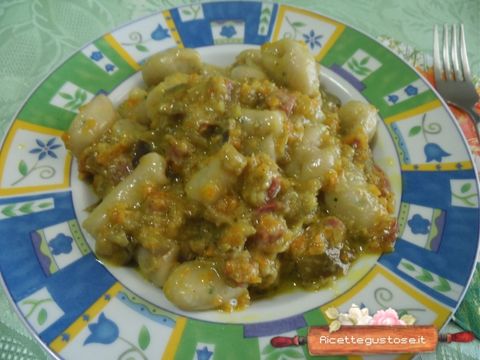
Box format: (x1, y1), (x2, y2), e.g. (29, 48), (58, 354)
(338, 313), (355, 325)
(347, 304), (373, 325)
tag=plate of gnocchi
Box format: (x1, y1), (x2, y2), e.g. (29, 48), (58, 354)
(0, 2), (478, 359)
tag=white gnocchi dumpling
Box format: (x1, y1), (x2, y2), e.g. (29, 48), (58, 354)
(230, 49), (267, 81)
(66, 94), (116, 158)
(230, 64), (267, 81)
(145, 73), (190, 120)
(185, 143), (247, 204)
(163, 261), (248, 311)
(287, 123), (341, 183)
(119, 87), (149, 125)
(83, 152), (168, 236)
(239, 108), (285, 136)
(239, 108), (286, 160)
(324, 164), (389, 235)
(260, 39), (320, 96)
(142, 48), (202, 87)
(339, 100), (378, 141)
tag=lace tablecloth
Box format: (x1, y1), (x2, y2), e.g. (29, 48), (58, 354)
(0, 1), (478, 359)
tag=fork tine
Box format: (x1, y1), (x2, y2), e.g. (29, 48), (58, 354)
(459, 24), (472, 82)
(433, 25), (443, 83)
(451, 24), (463, 80)
(442, 24), (453, 80)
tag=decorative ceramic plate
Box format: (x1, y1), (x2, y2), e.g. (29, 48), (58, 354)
(0, 2), (479, 359)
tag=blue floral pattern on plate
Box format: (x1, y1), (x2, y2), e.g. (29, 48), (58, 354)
(83, 312), (151, 359)
(424, 143), (451, 162)
(151, 24), (170, 41)
(30, 138), (61, 161)
(196, 346), (214, 360)
(302, 29), (322, 49)
(220, 25), (236, 38)
(90, 51), (103, 61)
(48, 233), (73, 255)
(11, 137), (60, 186)
(84, 313), (119, 345)
(407, 114), (451, 162)
(407, 214), (430, 235)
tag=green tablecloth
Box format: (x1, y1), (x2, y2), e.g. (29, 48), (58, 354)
(0, 1), (478, 359)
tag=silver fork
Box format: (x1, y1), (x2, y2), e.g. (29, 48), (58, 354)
(433, 24), (480, 137)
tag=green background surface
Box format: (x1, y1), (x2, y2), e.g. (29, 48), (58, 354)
(0, 1), (479, 359)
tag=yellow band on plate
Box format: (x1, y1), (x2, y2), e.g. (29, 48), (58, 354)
(162, 316), (187, 360)
(401, 161), (473, 171)
(384, 100), (442, 124)
(104, 34), (141, 71)
(162, 10), (184, 48)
